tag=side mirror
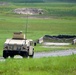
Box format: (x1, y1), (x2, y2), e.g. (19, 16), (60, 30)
(34, 42), (36, 46)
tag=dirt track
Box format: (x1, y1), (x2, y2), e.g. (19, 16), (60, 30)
(34, 49), (76, 58)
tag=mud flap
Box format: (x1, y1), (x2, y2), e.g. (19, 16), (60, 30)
(29, 46), (34, 55)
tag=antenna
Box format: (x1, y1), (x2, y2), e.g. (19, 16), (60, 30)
(25, 9), (28, 39)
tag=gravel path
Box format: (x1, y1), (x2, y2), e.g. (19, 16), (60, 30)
(34, 49), (76, 58)
(43, 42), (70, 46)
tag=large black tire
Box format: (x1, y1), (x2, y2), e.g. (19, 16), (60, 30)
(10, 55), (14, 58)
(3, 51), (8, 59)
(21, 51), (28, 58)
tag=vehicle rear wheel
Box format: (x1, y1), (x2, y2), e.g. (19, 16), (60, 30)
(21, 51), (28, 58)
(3, 51), (8, 59)
(10, 55), (14, 58)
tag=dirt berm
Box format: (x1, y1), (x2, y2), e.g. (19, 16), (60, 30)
(14, 8), (43, 15)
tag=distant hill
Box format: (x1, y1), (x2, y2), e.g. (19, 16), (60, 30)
(1, 0), (76, 3)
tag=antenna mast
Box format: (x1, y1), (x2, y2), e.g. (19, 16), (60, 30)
(25, 8), (28, 39)
(26, 15), (28, 38)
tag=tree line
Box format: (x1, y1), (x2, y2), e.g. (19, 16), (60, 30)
(2, 0), (76, 3)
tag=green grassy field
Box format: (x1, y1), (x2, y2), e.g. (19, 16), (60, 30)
(0, 2), (76, 75)
(0, 54), (76, 75)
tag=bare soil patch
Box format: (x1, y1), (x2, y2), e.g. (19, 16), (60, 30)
(14, 8), (43, 15)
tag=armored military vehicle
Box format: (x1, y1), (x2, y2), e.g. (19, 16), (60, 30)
(3, 32), (34, 58)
